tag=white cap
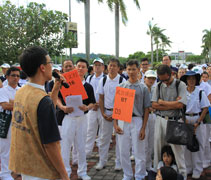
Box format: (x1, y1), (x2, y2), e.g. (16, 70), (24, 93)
(1, 63), (10, 68)
(201, 64), (208, 69)
(93, 58), (104, 64)
(192, 66), (203, 75)
(145, 70), (157, 78)
(179, 64), (188, 69)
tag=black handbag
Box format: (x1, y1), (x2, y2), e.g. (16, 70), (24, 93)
(187, 134), (199, 152)
(0, 110), (12, 138)
(165, 108), (194, 145)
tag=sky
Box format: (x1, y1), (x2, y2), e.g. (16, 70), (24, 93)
(7, 0), (211, 57)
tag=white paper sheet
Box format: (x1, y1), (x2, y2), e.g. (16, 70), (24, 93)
(65, 95), (84, 117)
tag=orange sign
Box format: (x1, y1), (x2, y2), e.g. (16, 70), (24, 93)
(112, 87), (136, 123)
(60, 69), (88, 101)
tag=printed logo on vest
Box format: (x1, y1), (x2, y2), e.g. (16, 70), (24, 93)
(14, 111), (23, 123)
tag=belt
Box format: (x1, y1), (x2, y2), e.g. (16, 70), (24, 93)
(105, 108), (113, 111)
(132, 113), (137, 117)
(157, 114), (181, 120)
(185, 113), (200, 117)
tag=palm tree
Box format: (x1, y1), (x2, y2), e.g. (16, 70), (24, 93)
(160, 34), (172, 55)
(76, 0), (103, 61)
(153, 26), (165, 62)
(105, 0), (140, 58)
(202, 29), (211, 63)
(147, 21), (156, 64)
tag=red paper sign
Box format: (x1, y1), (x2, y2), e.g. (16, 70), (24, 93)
(112, 87), (136, 123)
(60, 69), (88, 101)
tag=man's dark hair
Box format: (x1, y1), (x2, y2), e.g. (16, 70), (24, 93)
(141, 58), (149, 63)
(6, 67), (20, 77)
(88, 66), (93, 74)
(157, 64), (172, 76)
(119, 64), (124, 70)
(163, 55), (171, 61)
(107, 58), (120, 67)
(20, 70), (28, 79)
(160, 167), (177, 180)
(62, 59), (74, 66)
(19, 46), (48, 77)
(126, 60), (139, 68)
(201, 71), (209, 77)
(188, 63), (195, 71)
(76, 58), (89, 68)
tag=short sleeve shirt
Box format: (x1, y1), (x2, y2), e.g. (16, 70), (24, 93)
(96, 74), (126, 109)
(151, 79), (187, 117)
(28, 83), (61, 144)
(186, 86), (210, 114)
(0, 85), (19, 113)
(119, 80), (150, 117)
(37, 96), (61, 144)
(86, 73), (104, 102)
(199, 81), (211, 97)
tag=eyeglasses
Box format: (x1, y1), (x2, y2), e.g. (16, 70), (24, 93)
(46, 61), (53, 64)
(10, 74), (20, 78)
(160, 76), (171, 82)
(141, 64), (148, 66)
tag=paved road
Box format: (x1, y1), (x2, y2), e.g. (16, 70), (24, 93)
(70, 135), (211, 180)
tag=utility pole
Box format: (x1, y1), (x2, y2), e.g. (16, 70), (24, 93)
(69, 0), (73, 60)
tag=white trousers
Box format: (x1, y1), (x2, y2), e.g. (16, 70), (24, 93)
(61, 115), (87, 177)
(86, 109), (103, 156)
(145, 113), (156, 170)
(185, 116), (204, 177)
(201, 124), (211, 168)
(22, 174), (48, 180)
(0, 126), (12, 180)
(153, 116), (187, 178)
(98, 110), (120, 165)
(118, 117), (146, 180)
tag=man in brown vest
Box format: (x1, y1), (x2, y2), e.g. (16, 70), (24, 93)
(9, 46), (69, 180)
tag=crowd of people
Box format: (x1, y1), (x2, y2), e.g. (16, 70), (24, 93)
(0, 46), (211, 180)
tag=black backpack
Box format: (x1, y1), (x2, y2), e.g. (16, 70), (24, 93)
(102, 75), (123, 87)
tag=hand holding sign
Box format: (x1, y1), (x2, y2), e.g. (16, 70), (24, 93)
(60, 69), (88, 101)
(112, 87), (135, 123)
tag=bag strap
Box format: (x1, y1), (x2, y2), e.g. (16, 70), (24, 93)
(103, 75), (107, 87)
(89, 74), (94, 83)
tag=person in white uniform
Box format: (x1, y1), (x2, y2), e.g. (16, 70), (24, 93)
(151, 65), (187, 179)
(180, 71), (210, 179)
(61, 59), (95, 180)
(0, 67), (20, 180)
(114, 60), (150, 180)
(86, 58), (104, 157)
(96, 58), (126, 170)
(144, 70), (157, 171)
(199, 72), (211, 169)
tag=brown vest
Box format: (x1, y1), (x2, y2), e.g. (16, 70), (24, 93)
(9, 85), (61, 179)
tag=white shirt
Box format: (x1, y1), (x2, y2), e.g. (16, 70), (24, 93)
(96, 74), (126, 109)
(199, 81), (211, 97)
(86, 73), (104, 102)
(186, 86), (210, 114)
(0, 85), (19, 113)
(2, 79), (8, 87)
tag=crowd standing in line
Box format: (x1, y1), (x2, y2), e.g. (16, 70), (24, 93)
(0, 46), (211, 180)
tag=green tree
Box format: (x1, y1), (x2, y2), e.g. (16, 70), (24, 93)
(128, 51), (146, 60)
(147, 22), (171, 63)
(202, 29), (211, 63)
(186, 55), (204, 63)
(104, 0), (140, 58)
(0, 1), (75, 64)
